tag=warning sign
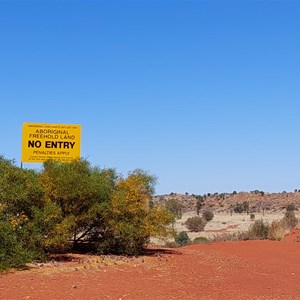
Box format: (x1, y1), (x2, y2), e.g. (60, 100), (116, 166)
(22, 122), (81, 163)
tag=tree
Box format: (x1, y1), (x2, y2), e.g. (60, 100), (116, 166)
(0, 156), (45, 263)
(0, 156), (44, 219)
(195, 195), (204, 215)
(100, 169), (174, 255)
(166, 199), (183, 219)
(39, 159), (117, 250)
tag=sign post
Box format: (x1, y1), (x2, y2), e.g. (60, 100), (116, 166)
(22, 122), (81, 163)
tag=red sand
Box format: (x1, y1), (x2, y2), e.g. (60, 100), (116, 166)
(1, 233), (300, 300)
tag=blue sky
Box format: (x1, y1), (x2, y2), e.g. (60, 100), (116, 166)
(1, 1), (300, 195)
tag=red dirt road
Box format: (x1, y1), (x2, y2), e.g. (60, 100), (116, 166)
(1, 235), (300, 300)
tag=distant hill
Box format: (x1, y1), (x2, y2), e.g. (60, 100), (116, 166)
(153, 190), (300, 214)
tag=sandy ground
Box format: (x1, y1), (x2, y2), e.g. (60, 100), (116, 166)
(1, 230), (300, 300)
(152, 211), (287, 245)
(1, 213), (300, 300)
(174, 211), (288, 240)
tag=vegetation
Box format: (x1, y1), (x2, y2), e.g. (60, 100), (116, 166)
(247, 219), (269, 240)
(193, 236), (209, 244)
(195, 195), (204, 215)
(0, 156), (174, 270)
(234, 201), (249, 214)
(267, 220), (288, 241)
(174, 231), (190, 246)
(283, 210), (298, 229)
(165, 199), (183, 219)
(202, 210), (214, 222)
(286, 203), (297, 212)
(185, 216), (207, 232)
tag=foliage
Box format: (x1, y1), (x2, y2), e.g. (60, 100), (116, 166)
(234, 204), (244, 214)
(209, 232), (244, 243)
(267, 220), (288, 241)
(0, 214), (36, 270)
(39, 159), (117, 250)
(99, 169), (174, 255)
(193, 236), (209, 244)
(185, 216), (207, 232)
(234, 201), (249, 214)
(283, 210), (298, 229)
(0, 156), (44, 219)
(165, 199), (183, 219)
(195, 195), (204, 215)
(250, 213), (255, 220)
(0, 155), (174, 269)
(202, 210), (214, 222)
(247, 219), (269, 240)
(175, 231), (190, 246)
(286, 203), (297, 212)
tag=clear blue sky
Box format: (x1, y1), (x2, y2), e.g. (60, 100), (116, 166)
(1, 1), (300, 195)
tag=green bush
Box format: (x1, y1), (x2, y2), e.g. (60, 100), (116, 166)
(175, 231), (190, 246)
(0, 216), (36, 270)
(202, 210), (214, 222)
(185, 216), (207, 232)
(193, 236), (209, 244)
(247, 219), (269, 240)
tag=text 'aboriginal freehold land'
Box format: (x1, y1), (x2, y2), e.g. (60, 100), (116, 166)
(21, 123), (81, 163)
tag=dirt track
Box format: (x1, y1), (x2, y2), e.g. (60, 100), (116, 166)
(1, 232), (300, 300)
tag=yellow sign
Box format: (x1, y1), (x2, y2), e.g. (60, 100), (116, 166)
(22, 122), (81, 163)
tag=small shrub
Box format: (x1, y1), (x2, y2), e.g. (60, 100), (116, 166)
(284, 210), (298, 229)
(268, 220), (288, 241)
(234, 204), (244, 214)
(185, 216), (207, 232)
(163, 241), (179, 248)
(174, 231), (190, 246)
(209, 232), (243, 243)
(286, 203), (297, 212)
(247, 219), (269, 240)
(250, 213), (255, 221)
(202, 210), (214, 222)
(193, 236), (209, 244)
